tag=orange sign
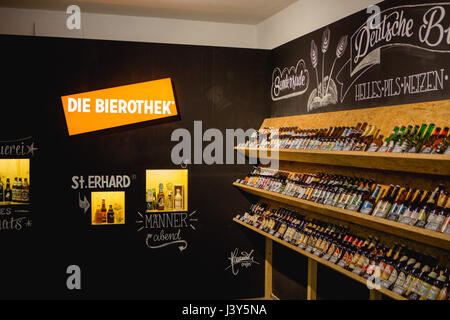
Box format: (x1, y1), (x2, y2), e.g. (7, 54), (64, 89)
(61, 78), (178, 135)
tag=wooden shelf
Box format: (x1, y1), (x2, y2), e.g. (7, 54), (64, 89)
(146, 209), (187, 213)
(233, 183), (450, 251)
(233, 218), (406, 300)
(235, 147), (450, 176)
(0, 201), (29, 206)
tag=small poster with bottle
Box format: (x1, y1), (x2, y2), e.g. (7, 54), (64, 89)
(174, 184), (184, 211)
(145, 169), (188, 212)
(91, 191), (125, 225)
(0, 159), (31, 205)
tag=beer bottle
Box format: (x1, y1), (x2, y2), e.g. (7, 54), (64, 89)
(392, 125), (413, 153)
(382, 246), (409, 289)
(416, 123), (436, 152)
(93, 205), (101, 224)
(392, 250), (418, 295)
(421, 127), (442, 153)
(381, 243), (403, 281)
(107, 205), (115, 224)
(386, 187), (410, 221)
(17, 178), (23, 202)
(425, 192), (448, 231)
(436, 267), (449, 300)
(22, 178), (30, 202)
(377, 126), (399, 152)
(404, 254), (433, 298)
(12, 177), (18, 202)
(359, 184), (382, 215)
(366, 132), (384, 152)
(435, 134), (450, 154)
(373, 185), (401, 218)
(440, 196), (450, 234)
(409, 257), (439, 300)
(406, 190), (429, 226)
(387, 126), (406, 152)
(362, 128), (380, 151)
(347, 237), (371, 271)
(377, 244), (396, 276)
(4, 178), (12, 202)
(352, 236), (378, 275)
(424, 265), (447, 300)
(406, 123), (427, 152)
(430, 127), (449, 153)
(364, 244), (387, 280)
(157, 183), (165, 210)
(414, 185), (443, 228)
(100, 198), (107, 223)
(0, 177), (3, 202)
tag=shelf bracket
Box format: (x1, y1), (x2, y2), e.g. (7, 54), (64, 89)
(265, 238), (273, 299)
(369, 289), (382, 300)
(307, 258), (318, 300)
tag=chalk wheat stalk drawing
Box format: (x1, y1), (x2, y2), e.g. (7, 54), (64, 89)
(321, 28), (330, 98)
(326, 35), (348, 95)
(310, 39), (319, 98)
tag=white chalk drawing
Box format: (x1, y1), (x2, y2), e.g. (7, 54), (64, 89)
(78, 193), (90, 214)
(0, 136), (38, 157)
(307, 29), (348, 112)
(337, 3), (450, 103)
(137, 210), (198, 252)
(271, 59), (310, 101)
(225, 248), (260, 276)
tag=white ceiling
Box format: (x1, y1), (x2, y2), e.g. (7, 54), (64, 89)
(0, 0), (299, 24)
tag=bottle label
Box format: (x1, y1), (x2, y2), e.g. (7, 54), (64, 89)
(381, 265), (394, 280)
(381, 279), (394, 289)
(352, 267), (363, 275)
(417, 281), (432, 298)
(313, 249), (322, 257)
(444, 147), (450, 155)
(337, 259), (347, 268)
(359, 202), (373, 214)
(443, 224), (450, 235)
(321, 253), (331, 261)
(392, 285), (406, 296)
(374, 202), (391, 218)
(392, 144), (407, 153)
(329, 256), (339, 264)
(394, 272), (406, 287)
(387, 268), (398, 284)
(377, 145), (389, 153)
(421, 147), (432, 154)
(425, 286), (440, 300)
(437, 287), (448, 300)
(415, 220), (427, 228)
(366, 144), (379, 152)
(424, 222), (441, 231)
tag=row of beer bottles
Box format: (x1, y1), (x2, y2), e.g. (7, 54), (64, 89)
(0, 177), (30, 203)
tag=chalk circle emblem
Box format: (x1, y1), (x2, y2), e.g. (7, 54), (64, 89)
(225, 248), (260, 275)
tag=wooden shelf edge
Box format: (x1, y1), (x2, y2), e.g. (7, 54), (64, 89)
(234, 147), (450, 176)
(233, 183), (450, 251)
(233, 218), (406, 300)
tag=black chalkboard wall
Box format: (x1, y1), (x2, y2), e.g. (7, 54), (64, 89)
(268, 0), (450, 300)
(269, 0), (450, 117)
(1, 0), (449, 300)
(0, 35), (269, 299)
